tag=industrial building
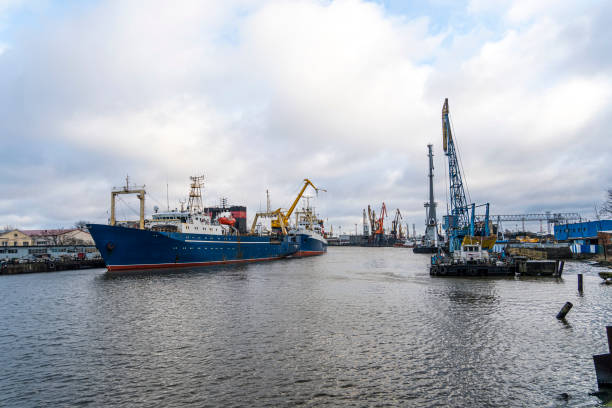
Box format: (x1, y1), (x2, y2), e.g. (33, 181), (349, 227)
(554, 220), (612, 254)
(0, 228), (94, 247)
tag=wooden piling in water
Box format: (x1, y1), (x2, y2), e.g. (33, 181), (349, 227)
(593, 326), (612, 387)
(556, 302), (573, 319)
(578, 273), (583, 292)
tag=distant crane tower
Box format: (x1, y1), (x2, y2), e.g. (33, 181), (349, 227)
(374, 202), (387, 240)
(363, 209), (369, 236)
(391, 209), (403, 240)
(423, 144), (439, 247)
(367, 205), (376, 239)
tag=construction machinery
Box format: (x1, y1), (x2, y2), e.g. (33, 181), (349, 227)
(251, 179), (326, 236)
(372, 202), (387, 243)
(362, 209), (369, 236)
(391, 209), (403, 240)
(367, 205), (376, 239)
(441, 98), (492, 252)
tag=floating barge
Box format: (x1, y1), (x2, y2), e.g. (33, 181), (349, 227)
(430, 244), (564, 277)
(430, 259), (563, 277)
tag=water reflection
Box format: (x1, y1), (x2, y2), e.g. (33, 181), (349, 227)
(1, 250), (610, 407)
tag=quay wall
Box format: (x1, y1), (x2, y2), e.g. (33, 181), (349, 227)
(0, 259), (105, 275)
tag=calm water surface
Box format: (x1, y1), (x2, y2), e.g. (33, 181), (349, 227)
(1, 247), (611, 407)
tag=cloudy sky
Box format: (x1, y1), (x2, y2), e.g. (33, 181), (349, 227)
(0, 0), (610, 234)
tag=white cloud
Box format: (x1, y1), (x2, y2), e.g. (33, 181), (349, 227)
(0, 0), (610, 232)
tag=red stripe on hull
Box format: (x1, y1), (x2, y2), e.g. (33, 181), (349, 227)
(106, 256), (283, 271)
(293, 250), (326, 257)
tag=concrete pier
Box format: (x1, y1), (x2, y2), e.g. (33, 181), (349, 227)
(0, 259), (105, 275)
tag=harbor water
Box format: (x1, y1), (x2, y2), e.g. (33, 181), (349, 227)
(1, 247), (611, 407)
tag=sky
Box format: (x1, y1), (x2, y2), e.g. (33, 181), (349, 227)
(0, 0), (611, 234)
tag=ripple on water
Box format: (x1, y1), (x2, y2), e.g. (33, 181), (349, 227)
(0, 251), (610, 407)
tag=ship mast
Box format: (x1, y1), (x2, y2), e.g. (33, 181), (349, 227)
(188, 175), (204, 214)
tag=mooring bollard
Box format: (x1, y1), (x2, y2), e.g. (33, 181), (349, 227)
(578, 274), (583, 292)
(556, 302), (573, 319)
(593, 326), (612, 387)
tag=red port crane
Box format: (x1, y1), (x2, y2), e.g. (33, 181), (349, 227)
(374, 202), (387, 235)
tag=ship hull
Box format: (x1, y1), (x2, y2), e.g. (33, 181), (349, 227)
(87, 224), (325, 271)
(292, 230), (328, 257)
(413, 246), (438, 254)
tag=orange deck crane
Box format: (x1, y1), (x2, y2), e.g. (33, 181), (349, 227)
(374, 202), (387, 236)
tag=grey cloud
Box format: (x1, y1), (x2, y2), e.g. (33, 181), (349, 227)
(0, 0), (610, 233)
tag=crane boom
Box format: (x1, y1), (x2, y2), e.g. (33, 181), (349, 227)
(271, 179), (326, 231)
(443, 98), (470, 232)
(374, 202), (387, 234)
(442, 99), (496, 251)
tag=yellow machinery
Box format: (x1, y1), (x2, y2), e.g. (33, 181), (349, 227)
(462, 235), (497, 250)
(272, 179), (326, 231)
(250, 209), (285, 235)
(250, 179), (325, 235)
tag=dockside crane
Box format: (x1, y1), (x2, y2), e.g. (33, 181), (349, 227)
(442, 98), (491, 252)
(373, 202), (387, 243)
(391, 209), (403, 240)
(271, 179), (326, 232)
(250, 179), (325, 235)
(367, 205), (376, 239)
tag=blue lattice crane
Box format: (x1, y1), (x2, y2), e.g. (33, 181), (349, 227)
(441, 98), (491, 252)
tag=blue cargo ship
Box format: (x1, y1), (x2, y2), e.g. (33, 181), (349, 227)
(88, 176), (327, 271)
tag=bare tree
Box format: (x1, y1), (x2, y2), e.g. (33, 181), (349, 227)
(602, 189), (612, 217)
(74, 220), (89, 230)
